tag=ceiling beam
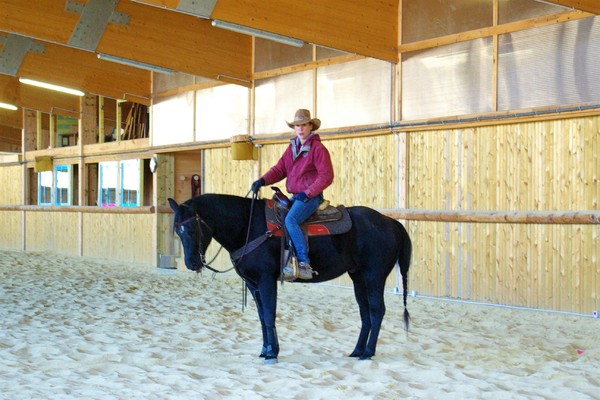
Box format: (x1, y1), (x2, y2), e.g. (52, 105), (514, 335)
(0, 107), (21, 130)
(0, 0), (252, 86)
(544, 1), (600, 14)
(0, 74), (82, 117)
(130, 0), (217, 17)
(0, 33), (153, 105)
(104, 1), (252, 85)
(211, 0), (399, 63)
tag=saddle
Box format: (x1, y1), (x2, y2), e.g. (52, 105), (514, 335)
(265, 187), (352, 237)
(266, 187), (352, 282)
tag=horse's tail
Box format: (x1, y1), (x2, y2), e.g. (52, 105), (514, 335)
(395, 220), (412, 332)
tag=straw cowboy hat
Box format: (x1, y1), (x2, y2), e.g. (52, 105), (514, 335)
(286, 109), (321, 130)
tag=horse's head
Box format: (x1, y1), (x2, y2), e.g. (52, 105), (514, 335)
(168, 198), (213, 271)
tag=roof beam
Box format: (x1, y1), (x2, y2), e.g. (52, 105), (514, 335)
(544, 1), (600, 14)
(211, 0), (399, 63)
(16, 37), (152, 104)
(0, 0), (252, 86)
(131, 0), (217, 17)
(0, 74), (81, 117)
(0, 106), (21, 130)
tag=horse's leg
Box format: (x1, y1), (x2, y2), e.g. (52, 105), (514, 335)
(246, 281), (269, 358)
(257, 277), (279, 363)
(360, 280), (387, 360)
(349, 273), (371, 358)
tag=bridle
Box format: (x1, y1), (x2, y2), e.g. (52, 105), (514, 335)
(174, 192), (260, 275)
(174, 211), (228, 274)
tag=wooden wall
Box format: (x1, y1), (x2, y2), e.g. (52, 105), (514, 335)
(199, 115), (599, 314)
(408, 115), (600, 314)
(0, 165), (23, 250)
(0, 165), (22, 204)
(82, 213), (154, 264)
(25, 212), (79, 255)
(0, 211), (22, 250)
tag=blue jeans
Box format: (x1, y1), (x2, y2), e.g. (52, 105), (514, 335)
(285, 194), (322, 264)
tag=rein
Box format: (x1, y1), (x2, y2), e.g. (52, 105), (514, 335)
(178, 191), (264, 275)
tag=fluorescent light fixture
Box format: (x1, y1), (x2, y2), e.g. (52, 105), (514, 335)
(0, 102), (18, 111)
(19, 78), (85, 96)
(211, 19), (304, 48)
(97, 53), (174, 75)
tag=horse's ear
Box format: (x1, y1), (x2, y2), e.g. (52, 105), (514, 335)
(168, 198), (179, 212)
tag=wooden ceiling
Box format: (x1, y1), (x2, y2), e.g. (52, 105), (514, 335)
(0, 0), (598, 137)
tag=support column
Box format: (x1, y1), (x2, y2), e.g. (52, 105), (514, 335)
(153, 153), (175, 268)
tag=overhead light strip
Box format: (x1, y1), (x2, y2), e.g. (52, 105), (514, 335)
(211, 20), (304, 48)
(0, 102), (18, 111)
(97, 53), (174, 74)
(18, 78), (85, 96)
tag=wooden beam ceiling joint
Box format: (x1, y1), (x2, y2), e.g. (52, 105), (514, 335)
(0, 34), (45, 76)
(66, 0), (129, 51)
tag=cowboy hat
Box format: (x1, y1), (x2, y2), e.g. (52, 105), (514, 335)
(286, 109), (321, 130)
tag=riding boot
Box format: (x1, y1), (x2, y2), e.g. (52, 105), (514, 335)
(296, 262), (315, 280)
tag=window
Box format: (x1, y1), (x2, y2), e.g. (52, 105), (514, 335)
(54, 165), (72, 206)
(120, 159), (142, 207)
(98, 159), (143, 207)
(99, 161), (118, 206)
(37, 165), (72, 206)
(38, 171), (52, 205)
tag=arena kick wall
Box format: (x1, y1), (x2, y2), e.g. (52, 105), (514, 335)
(201, 115), (599, 315)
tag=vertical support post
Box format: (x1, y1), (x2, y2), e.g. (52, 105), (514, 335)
(116, 100), (123, 143)
(36, 111), (42, 151)
(153, 153), (175, 268)
(98, 95), (105, 143)
(49, 113), (55, 149)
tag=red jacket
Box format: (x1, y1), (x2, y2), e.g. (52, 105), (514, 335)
(262, 134), (334, 199)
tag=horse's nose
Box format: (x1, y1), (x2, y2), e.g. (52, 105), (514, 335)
(185, 256), (200, 271)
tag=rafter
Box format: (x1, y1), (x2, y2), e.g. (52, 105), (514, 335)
(544, 1), (600, 14)
(137, 0), (400, 63)
(0, 0), (252, 86)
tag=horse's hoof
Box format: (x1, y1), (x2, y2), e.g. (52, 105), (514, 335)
(348, 351), (361, 358)
(263, 357), (278, 365)
(359, 356), (372, 361)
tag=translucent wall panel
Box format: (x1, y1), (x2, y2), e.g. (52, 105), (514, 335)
(316, 46), (348, 60)
(152, 72), (194, 94)
(254, 70), (313, 135)
(499, 0), (568, 24)
(151, 92), (195, 146)
(498, 17), (600, 111)
(317, 58), (391, 128)
(255, 38), (312, 73)
(402, 38), (492, 120)
(403, 0), (492, 43)
(196, 84), (249, 141)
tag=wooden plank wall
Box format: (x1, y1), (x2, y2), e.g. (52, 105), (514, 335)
(200, 116), (598, 314)
(408, 115), (599, 314)
(82, 213), (154, 264)
(0, 165), (22, 204)
(0, 211), (22, 250)
(25, 212), (79, 255)
(0, 166), (23, 250)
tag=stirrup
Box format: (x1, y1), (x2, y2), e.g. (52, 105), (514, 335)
(281, 256), (298, 282)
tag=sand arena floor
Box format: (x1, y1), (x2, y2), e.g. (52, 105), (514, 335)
(0, 250), (598, 400)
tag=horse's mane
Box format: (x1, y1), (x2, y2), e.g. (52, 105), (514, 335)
(193, 193), (259, 222)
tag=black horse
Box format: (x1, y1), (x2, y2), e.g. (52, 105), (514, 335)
(168, 193), (412, 363)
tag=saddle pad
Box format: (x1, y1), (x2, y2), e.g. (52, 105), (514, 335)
(265, 199), (352, 237)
